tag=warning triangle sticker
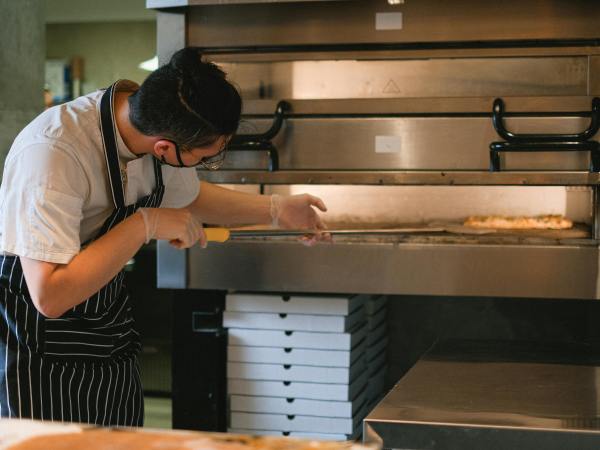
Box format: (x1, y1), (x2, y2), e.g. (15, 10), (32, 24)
(383, 79), (401, 94)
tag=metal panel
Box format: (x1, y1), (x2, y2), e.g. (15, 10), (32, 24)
(364, 342), (600, 449)
(200, 170), (600, 186)
(157, 241), (187, 288)
(208, 46), (600, 63)
(219, 57), (588, 100)
(179, 242), (600, 299)
(241, 97), (600, 116)
(226, 116), (594, 171)
(187, 0), (600, 49)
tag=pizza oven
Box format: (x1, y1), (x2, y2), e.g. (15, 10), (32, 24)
(148, 0), (600, 446)
(153, 0), (600, 299)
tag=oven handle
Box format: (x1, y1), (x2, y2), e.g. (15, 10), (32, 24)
(227, 100), (290, 171)
(492, 97), (600, 143)
(490, 97), (600, 172)
(490, 141), (600, 172)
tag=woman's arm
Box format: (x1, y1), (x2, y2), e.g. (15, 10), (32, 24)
(20, 212), (147, 319)
(186, 181), (327, 228)
(185, 181), (272, 225)
(20, 208), (203, 319)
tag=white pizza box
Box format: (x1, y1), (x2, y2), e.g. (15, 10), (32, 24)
(366, 337), (388, 364)
(227, 355), (366, 384)
(366, 307), (386, 331)
(227, 428), (362, 441)
(227, 339), (367, 367)
(230, 402), (367, 434)
(364, 295), (387, 316)
(366, 322), (387, 348)
(228, 324), (367, 351)
(227, 370), (369, 401)
(226, 293), (365, 316)
(229, 387), (367, 418)
(367, 349), (387, 378)
(367, 365), (386, 403)
(229, 388), (367, 418)
(223, 307), (365, 333)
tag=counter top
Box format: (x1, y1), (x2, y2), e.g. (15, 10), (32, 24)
(0, 420), (375, 450)
(364, 339), (600, 450)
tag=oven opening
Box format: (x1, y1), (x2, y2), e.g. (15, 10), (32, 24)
(217, 184), (594, 244)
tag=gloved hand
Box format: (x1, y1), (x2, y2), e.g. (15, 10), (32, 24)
(270, 194), (330, 245)
(138, 207), (207, 249)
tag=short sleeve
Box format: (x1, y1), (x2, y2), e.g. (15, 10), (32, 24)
(0, 142), (86, 264)
(160, 166), (200, 208)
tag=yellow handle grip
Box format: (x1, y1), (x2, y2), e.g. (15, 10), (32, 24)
(204, 227), (231, 243)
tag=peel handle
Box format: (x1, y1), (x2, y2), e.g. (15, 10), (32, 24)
(204, 227), (231, 243)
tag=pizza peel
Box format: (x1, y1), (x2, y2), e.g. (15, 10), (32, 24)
(204, 226), (446, 242)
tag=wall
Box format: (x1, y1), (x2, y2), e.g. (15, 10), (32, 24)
(46, 21), (156, 94)
(0, 0), (45, 174)
(46, 0), (155, 24)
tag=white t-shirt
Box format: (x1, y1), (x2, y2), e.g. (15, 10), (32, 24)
(0, 82), (200, 264)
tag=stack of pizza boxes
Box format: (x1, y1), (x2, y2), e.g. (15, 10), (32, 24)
(224, 293), (373, 441)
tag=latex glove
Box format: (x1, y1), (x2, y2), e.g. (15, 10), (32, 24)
(138, 207), (207, 249)
(270, 194), (331, 245)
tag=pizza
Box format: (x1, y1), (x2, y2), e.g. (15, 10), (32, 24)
(463, 214), (573, 230)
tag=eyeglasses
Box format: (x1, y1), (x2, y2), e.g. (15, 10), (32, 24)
(162, 138), (229, 170)
(197, 142), (227, 170)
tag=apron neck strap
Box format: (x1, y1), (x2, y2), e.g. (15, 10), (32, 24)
(99, 82), (126, 209)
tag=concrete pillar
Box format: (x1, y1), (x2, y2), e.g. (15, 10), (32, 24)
(0, 0), (45, 175)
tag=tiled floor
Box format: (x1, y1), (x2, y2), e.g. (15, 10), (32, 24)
(144, 396), (172, 429)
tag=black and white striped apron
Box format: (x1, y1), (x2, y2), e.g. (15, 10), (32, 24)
(0, 81), (165, 425)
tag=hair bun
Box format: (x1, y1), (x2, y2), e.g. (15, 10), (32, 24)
(130, 46), (241, 139)
(168, 47), (204, 74)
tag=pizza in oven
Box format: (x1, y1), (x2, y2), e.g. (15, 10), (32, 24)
(464, 214), (573, 230)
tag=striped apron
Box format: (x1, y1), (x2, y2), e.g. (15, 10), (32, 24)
(0, 82), (165, 425)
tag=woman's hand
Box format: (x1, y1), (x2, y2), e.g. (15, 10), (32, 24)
(270, 194), (331, 245)
(138, 207), (207, 249)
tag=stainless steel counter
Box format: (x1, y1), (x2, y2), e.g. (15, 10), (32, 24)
(364, 340), (600, 450)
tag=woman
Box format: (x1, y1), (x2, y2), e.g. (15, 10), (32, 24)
(0, 47), (326, 425)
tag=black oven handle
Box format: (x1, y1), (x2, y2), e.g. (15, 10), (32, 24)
(489, 97), (600, 172)
(227, 100), (290, 171)
(490, 141), (600, 172)
(492, 97), (600, 143)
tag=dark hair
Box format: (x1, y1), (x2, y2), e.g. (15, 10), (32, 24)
(128, 47), (242, 149)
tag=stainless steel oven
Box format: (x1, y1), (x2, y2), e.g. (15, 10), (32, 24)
(148, 0), (600, 444)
